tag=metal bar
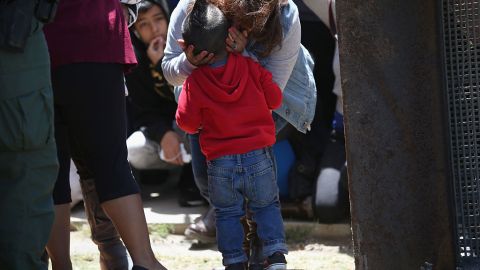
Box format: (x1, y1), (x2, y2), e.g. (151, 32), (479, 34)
(337, 0), (456, 268)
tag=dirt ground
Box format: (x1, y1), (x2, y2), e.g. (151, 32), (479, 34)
(67, 223), (355, 270)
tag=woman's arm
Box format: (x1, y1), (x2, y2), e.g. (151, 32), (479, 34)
(161, 0), (196, 86)
(264, 3), (301, 91)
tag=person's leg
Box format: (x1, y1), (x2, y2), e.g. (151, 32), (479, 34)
(177, 163), (205, 207)
(245, 148), (287, 260)
(171, 126), (204, 207)
(101, 194), (164, 269)
(242, 149), (273, 270)
(0, 29), (58, 268)
(46, 204), (72, 270)
(184, 205), (216, 243)
(207, 156), (248, 266)
(184, 134), (217, 242)
(46, 104), (73, 270)
(57, 63), (164, 269)
(0, 92), (58, 269)
(188, 133), (209, 200)
(80, 178), (129, 270)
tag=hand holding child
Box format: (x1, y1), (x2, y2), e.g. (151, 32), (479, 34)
(226, 27), (248, 53)
(177, 39), (215, 66)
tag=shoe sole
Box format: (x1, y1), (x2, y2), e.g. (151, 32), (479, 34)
(264, 263), (287, 270)
(184, 228), (217, 244)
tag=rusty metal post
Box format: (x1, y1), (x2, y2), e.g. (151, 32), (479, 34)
(336, 0), (456, 269)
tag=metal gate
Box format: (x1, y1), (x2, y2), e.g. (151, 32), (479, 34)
(443, 0), (480, 267)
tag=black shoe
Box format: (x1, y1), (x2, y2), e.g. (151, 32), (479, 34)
(225, 262), (246, 270)
(264, 252), (287, 270)
(184, 206), (216, 243)
(248, 263), (263, 270)
(132, 265), (148, 270)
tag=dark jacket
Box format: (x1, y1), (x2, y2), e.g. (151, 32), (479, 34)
(125, 0), (175, 143)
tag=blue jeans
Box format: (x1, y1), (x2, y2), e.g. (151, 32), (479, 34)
(206, 147), (288, 266)
(189, 133), (210, 201)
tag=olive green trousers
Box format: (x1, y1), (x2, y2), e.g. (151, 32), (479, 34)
(0, 24), (58, 270)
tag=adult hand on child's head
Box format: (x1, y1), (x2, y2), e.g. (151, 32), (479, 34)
(147, 36), (166, 66)
(177, 39), (215, 66)
(160, 131), (184, 165)
(226, 27), (248, 53)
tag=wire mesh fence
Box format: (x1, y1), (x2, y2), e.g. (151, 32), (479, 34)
(443, 0), (480, 267)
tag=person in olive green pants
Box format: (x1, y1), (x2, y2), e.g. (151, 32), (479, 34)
(0, 20), (59, 269)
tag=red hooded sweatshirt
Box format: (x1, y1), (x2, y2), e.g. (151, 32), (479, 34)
(176, 53), (282, 160)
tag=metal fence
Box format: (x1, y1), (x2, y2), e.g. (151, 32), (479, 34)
(443, 0), (480, 267)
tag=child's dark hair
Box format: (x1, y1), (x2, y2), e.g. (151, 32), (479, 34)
(182, 0), (230, 57)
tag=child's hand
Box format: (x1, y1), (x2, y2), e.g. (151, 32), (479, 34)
(147, 36), (166, 66)
(226, 27), (248, 53)
(177, 39), (215, 66)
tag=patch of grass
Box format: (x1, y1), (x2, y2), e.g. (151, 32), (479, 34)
(285, 226), (314, 243)
(148, 224), (174, 239)
(70, 223), (93, 238)
(68, 254), (99, 270)
(71, 223), (174, 240)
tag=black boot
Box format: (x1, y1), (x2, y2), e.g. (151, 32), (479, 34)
(225, 262), (247, 270)
(80, 178), (129, 270)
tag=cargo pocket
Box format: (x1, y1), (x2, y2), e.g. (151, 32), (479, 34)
(0, 88), (54, 151)
(0, 97), (24, 151)
(20, 87), (54, 150)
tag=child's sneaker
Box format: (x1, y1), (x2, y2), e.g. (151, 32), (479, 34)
(225, 262), (246, 270)
(264, 252), (287, 270)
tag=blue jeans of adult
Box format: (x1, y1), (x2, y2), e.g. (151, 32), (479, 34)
(189, 133), (209, 201)
(206, 147), (288, 266)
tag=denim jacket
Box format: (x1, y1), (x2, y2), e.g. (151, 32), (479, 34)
(273, 44), (316, 133)
(249, 2), (316, 133)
